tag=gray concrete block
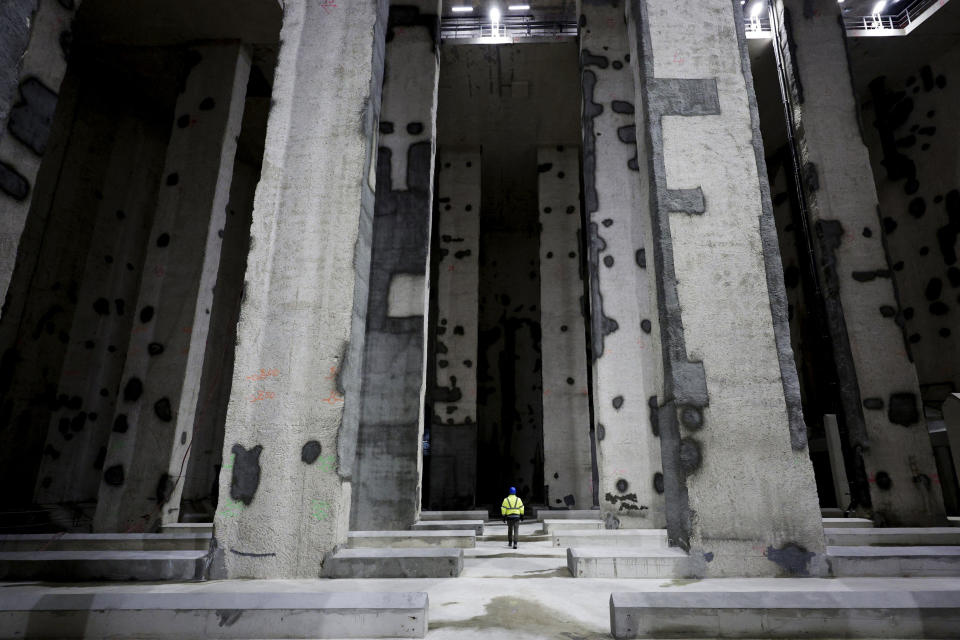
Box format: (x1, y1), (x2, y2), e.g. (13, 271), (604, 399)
(0, 550), (208, 581)
(0, 590), (428, 638)
(420, 510), (489, 521)
(610, 590), (960, 638)
(542, 519), (604, 535)
(536, 509), (600, 521)
(567, 547), (690, 578)
(821, 508), (844, 518)
(348, 530), (475, 548)
(553, 529), (667, 548)
(827, 546), (960, 577)
(950, 516), (960, 528)
(411, 520), (484, 535)
(825, 527), (960, 546)
(162, 522), (214, 535)
(0, 533), (211, 552)
(322, 548), (463, 578)
(822, 517), (873, 528)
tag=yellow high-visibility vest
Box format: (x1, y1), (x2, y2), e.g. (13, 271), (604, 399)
(501, 495), (524, 517)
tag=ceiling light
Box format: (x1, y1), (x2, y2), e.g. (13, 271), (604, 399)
(872, 0), (886, 13)
(490, 6), (501, 21)
(750, 2), (764, 17)
(508, 4), (530, 9)
(451, 5), (474, 12)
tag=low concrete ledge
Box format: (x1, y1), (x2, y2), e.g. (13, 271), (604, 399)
(537, 509), (600, 521)
(609, 590), (960, 638)
(542, 519), (603, 535)
(822, 517), (874, 529)
(553, 529), (667, 548)
(0, 532), (211, 552)
(0, 591), (428, 638)
(348, 530), (475, 549)
(411, 520), (484, 535)
(825, 527), (960, 546)
(827, 546), (960, 577)
(322, 548), (463, 578)
(420, 510), (489, 521)
(162, 522), (214, 535)
(0, 550), (208, 581)
(567, 547), (690, 578)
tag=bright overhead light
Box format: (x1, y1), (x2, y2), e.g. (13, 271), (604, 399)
(508, 4), (530, 9)
(750, 2), (764, 17)
(872, 0), (886, 13)
(451, 5), (474, 12)
(490, 6), (501, 21)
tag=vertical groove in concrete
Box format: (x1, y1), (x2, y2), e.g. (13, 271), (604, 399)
(212, 0), (389, 579)
(579, 0), (665, 529)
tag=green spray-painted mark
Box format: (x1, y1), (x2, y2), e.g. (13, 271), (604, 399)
(317, 454), (336, 473)
(310, 499), (331, 521)
(222, 453), (235, 472)
(218, 497), (244, 519)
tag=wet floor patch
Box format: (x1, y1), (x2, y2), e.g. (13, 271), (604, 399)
(430, 595), (608, 638)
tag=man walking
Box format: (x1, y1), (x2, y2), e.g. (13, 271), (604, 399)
(500, 486), (524, 549)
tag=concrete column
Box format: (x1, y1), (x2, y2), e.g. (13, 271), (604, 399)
(537, 145), (593, 510)
(1, 0), (81, 311)
(579, 0), (665, 529)
(351, 0), (440, 531)
(32, 113), (165, 505)
(942, 395), (960, 498)
(93, 45), (251, 532)
(776, 0), (944, 525)
(823, 414), (851, 510)
(212, 0), (388, 579)
(429, 147), (481, 508)
(626, 0), (825, 576)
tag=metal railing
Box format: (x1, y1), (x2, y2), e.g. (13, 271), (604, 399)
(842, 0), (949, 32)
(441, 14), (578, 40)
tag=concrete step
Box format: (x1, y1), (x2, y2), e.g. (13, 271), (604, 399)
(820, 507), (844, 518)
(610, 590), (960, 638)
(481, 533), (551, 542)
(161, 522), (214, 535)
(948, 516), (959, 527)
(825, 527), (960, 546)
(552, 529), (668, 548)
(322, 548), (463, 578)
(536, 509), (600, 521)
(420, 510), (488, 521)
(567, 547), (690, 578)
(348, 530), (475, 549)
(0, 550), (208, 581)
(542, 519), (603, 535)
(827, 545), (960, 576)
(0, 532), (211, 552)
(0, 590), (428, 638)
(411, 520), (484, 535)
(822, 517), (874, 528)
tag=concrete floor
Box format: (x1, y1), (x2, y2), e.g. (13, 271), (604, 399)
(3, 523), (960, 639)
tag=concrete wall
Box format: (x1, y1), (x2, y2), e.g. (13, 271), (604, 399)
(776, 0), (944, 525)
(351, 0), (439, 531)
(212, 0), (388, 578)
(538, 144), (593, 510)
(626, 0), (825, 576)
(428, 146), (480, 509)
(579, 0), (665, 528)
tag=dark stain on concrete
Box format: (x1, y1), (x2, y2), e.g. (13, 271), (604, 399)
(229, 443), (263, 505)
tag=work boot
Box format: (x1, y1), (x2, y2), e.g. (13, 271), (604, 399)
(513, 543), (518, 549)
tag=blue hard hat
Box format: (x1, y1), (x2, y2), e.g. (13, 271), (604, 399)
(509, 487), (517, 494)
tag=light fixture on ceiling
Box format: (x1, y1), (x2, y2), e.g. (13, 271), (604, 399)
(872, 0), (886, 13)
(750, 1), (765, 17)
(451, 5), (474, 12)
(490, 6), (502, 36)
(508, 4), (530, 9)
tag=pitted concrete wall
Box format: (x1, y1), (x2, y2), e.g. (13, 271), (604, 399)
(777, 0), (944, 525)
(351, 0), (439, 531)
(93, 44), (251, 532)
(0, 0), (80, 313)
(213, 0), (388, 578)
(626, 0), (825, 576)
(537, 145), (593, 510)
(429, 147), (480, 509)
(579, 0), (664, 529)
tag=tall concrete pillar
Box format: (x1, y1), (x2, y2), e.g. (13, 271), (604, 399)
(212, 0), (388, 578)
(823, 414), (852, 510)
(775, 0), (944, 525)
(93, 45), (251, 532)
(1, 0), (82, 311)
(429, 147), (481, 509)
(626, 0), (825, 576)
(579, 0), (664, 528)
(537, 145), (593, 510)
(351, 0), (440, 531)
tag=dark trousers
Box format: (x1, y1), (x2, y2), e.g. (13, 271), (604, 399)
(506, 516), (521, 545)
